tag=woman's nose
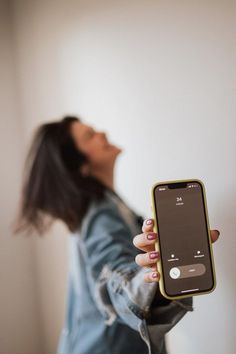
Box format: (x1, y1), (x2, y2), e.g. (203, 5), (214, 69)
(100, 131), (107, 140)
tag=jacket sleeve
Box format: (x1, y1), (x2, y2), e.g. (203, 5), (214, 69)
(79, 206), (194, 344)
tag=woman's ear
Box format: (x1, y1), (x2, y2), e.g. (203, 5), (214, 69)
(80, 163), (91, 176)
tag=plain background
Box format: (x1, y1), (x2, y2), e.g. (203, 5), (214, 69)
(1, 0), (235, 353)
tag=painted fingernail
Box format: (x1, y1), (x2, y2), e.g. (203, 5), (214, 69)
(152, 272), (159, 278)
(149, 251), (159, 259)
(147, 233), (156, 240)
(216, 230), (220, 236)
(146, 219), (153, 225)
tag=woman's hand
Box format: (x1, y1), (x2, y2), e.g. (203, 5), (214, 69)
(133, 218), (220, 283)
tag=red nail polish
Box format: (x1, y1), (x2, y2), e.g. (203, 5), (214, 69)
(149, 251), (159, 259)
(152, 272), (159, 278)
(147, 233), (156, 240)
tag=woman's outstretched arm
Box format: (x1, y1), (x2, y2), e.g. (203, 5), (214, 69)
(79, 203), (208, 348)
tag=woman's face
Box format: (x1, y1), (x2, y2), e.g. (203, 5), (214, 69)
(70, 121), (122, 174)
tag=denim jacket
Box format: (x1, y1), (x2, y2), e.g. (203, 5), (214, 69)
(57, 189), (194, 354)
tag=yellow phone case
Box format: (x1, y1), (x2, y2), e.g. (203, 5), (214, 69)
(151, 178), (217, 300)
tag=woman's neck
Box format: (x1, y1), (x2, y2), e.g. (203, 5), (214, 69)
(91, 165), (115, 192)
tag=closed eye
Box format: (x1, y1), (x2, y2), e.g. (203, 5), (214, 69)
(84, 129), (95, 140)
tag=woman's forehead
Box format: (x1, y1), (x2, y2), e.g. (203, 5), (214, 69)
(71, 121), (92, 136)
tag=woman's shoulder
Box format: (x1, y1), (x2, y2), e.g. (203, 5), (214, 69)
(77, 190), (120, 235)
(88, 189), (119, 216)
(79, 189), (144, 239)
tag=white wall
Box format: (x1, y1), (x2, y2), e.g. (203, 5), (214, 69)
(9, 0), (236, 353)
(0, 1), (42, 353)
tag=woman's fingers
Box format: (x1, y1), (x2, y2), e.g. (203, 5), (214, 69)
(144, 268), (160, 283)
(135, 250), (160, 268)
(141, 218), (220, 244)
(133, 231), (157, 252)
(210, 230), (220, 243)
(132, 218), (157, 253)
(143, 265), (160, 283)
(133, 229), (219, 255)
(142, 218), (155, 233)
(133, 217), (220, 283)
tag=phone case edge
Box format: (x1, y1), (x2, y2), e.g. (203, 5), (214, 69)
(150, 178), (217, 300)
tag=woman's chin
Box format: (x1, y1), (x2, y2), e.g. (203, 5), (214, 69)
(108, 144), (123, 154)
(114, 146), (123, 155)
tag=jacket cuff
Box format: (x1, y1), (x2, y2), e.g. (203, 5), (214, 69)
(94, 262), (193, 332)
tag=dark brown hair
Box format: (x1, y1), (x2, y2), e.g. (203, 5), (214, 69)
(13, 116), (108, 236)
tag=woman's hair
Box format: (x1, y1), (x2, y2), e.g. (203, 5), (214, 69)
(13, 116), (108, 236)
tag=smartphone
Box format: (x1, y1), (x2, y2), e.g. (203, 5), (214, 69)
(151, 179), (216, 300)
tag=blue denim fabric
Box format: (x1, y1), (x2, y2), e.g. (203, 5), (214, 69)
(57, 190), (194, 354)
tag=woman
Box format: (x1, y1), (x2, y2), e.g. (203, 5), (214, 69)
(14, 116), (220, 354)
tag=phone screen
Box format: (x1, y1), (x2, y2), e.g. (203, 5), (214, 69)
(154, 181), (215, 297)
